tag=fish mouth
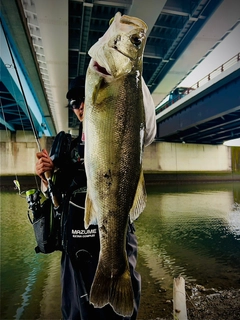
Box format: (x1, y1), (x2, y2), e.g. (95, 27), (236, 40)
(93, 61), (111, 76)
(92, 46), (133, 77)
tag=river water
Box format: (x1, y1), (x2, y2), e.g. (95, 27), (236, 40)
(1, 181), (240, 319)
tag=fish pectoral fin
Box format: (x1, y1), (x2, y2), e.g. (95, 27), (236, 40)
(90, 261), (134, 317)
(129, 168), (147, 223)
(84, 191), (98, 229)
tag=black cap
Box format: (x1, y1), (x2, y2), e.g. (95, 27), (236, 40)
(66, 75), (85, 100)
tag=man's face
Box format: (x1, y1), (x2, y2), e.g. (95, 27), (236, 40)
(69, 98), (84, 122)
(73, 101), (84, 122)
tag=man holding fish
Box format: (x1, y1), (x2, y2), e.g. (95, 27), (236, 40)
(36, 12), (156, 319)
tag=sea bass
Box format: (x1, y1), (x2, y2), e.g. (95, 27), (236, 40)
(84, 12), (148, 317)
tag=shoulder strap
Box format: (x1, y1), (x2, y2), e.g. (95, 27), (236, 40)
(50, 131), (72, 168)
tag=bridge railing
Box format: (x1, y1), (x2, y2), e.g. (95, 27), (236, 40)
(156, 52), (240, 115)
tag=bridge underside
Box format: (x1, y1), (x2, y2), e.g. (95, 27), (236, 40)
(157, 74), (240, 145)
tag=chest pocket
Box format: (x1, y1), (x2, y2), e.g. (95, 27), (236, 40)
(62, 186), (100, 258)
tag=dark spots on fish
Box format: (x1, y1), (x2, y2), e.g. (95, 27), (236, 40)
(113, 35), (121, 49)
(103, 170), (111, 179)
(103, 169), (112, 187)
(100, 218), (108, 237)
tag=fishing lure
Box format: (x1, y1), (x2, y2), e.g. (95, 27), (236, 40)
(13, 179), (21, 194)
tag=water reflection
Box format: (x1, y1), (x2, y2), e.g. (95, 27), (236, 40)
(1, 183), (240, 319)
(0, 191), (61, 320)
(135, 183), (240, 295)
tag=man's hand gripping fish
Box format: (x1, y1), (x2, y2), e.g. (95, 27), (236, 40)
(84, 12), (148, 317)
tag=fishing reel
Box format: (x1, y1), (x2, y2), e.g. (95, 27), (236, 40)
(26, 189), (41, 220)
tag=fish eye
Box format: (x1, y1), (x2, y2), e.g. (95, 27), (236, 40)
(131, 35), (142, 47)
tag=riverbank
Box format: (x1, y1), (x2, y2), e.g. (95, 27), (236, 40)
(0, 175), (41, 191)
(186, 285), (240, 320)
(144, 171), (240, 184)
(1, 172), (240, 192)
(138, 285), (240, 320)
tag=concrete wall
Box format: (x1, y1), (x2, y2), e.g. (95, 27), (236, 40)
(232, 147), (240, 172)
(0, 131), (52, 176)
(0, 130), (238, 177)
(143, 141), (232, 172)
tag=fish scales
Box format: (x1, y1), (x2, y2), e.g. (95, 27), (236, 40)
(84, 12), (148, 317)
(86, 74), (143, 317)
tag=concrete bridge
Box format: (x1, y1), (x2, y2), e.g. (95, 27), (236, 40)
(1, 0), (240, 141)
(0, 0), (239, 183)
(156, 54), (240, 144)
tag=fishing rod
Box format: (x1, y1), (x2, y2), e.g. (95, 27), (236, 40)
(1, 19), (42, 152)
(1, 19), (60, 209)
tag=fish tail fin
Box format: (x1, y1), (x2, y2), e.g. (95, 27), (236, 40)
(90, 261), (134, 317)
(109, 270), (134, 317)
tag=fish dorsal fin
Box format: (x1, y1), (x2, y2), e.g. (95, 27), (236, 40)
(84, 191), (98, 229)
(129, 168), (147, 223)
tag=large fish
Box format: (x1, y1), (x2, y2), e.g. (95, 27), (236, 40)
(84, 12), (148, 317)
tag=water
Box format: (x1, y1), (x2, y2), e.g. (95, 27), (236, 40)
(1, 182), (240, 319)
(0, 190), (62, 320)
(135, 183), (240, 296)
